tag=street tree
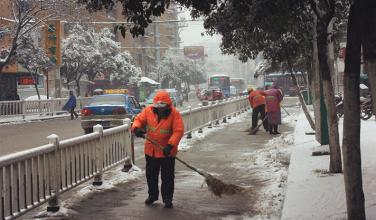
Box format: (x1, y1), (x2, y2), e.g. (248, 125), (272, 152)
(341, 0), (376, 219)
(362, 3), (376, 115)
(62, 25), (140, 95)
(0, 0), (53, 100)
(111, 51), (142, 85)
(308, 0), (350, 174)
(157, 51), (206, 93)
(16, 36), (53, 100)
(62, 25), (95, 95)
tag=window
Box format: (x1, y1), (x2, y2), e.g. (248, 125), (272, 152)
(129, 97), (141, 108)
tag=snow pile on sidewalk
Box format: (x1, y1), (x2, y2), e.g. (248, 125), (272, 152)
(282, 114), (376, 219)
(251, 133), (295, 219)
(233, 114), (298, 219)
(179, 111), (249, 151)
(78, 165), (143, 195)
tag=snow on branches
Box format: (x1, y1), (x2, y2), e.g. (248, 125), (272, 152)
(62, 25), (140, 95)
(17, 35), (52, 74)
(156, 50), (206, 91)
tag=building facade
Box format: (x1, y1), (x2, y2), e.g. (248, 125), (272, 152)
(0, 0), (180, 99)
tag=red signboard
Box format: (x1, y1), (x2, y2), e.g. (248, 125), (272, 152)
(18, 76), (36, 85)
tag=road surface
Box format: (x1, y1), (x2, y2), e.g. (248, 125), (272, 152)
(0, 97), (202, 157)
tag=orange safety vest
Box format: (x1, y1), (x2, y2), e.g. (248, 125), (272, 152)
(248, 90), (266, 108)
(132, 91), (184, 158)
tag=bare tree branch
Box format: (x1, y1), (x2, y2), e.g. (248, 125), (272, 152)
(309, 0), (324, 20)
(20, 14), (54, 37)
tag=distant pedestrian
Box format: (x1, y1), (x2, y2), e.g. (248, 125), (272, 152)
(132, 90), (184, 209)
(248, 88), (268, 134)
(63, 91), (78, 120)
(264, 85), (283, 135)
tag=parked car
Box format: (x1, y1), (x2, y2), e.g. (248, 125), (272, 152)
(144, 88), (183, 107)
(81, 94), (142, 134)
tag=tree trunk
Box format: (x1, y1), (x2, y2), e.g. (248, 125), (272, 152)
(317, 19), (342, 173)
(287, 60), (316, 130)
(364, 61), (376, 115)
(75, 79), (81, 96)
(311, 13), (325, 143)
(362, 2), (376, 115)
(343, 3), (366, 219)
(31, 72), (41, 100)
(305, 60), (314, 105)
(0, 74), (17, 101)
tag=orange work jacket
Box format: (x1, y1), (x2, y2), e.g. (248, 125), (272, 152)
(132, 91), (184, 158)
(248, 90), (266, 108)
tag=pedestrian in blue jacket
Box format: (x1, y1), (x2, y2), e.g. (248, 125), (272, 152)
(63, 91), (78, 120)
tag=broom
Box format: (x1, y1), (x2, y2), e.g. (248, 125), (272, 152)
(144, 136), (244, 197)
(248, 115), (268, 135)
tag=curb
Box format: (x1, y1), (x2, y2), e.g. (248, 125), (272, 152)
(0, 113), (73, 125)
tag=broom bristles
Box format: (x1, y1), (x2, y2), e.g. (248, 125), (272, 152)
(204, 173), (244, 197)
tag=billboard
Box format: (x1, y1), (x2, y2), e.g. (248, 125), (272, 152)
(184, 46), (204, 59)
(44, 20), (62, 65)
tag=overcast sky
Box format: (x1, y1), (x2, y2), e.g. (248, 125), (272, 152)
(179, 10), (222, 47)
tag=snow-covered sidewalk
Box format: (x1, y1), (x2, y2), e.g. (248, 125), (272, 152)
(282, 113), (376, 219)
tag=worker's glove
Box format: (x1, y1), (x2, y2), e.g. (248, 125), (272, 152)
(134, 128), (146, 138)
(163, 144), (173, 157)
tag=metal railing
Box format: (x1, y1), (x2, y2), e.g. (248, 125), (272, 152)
(0, 96), (249, 219)
(181, 96), (249, 134)
(0, 119), (133, 220)
(0, 97), (91, 119)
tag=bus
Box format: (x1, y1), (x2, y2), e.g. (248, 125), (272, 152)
(208, 74), (231, 97)
(264, 72), (307, 96)
(230, 78), (246, 95)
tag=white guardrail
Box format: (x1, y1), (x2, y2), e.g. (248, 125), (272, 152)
(0, 97), (91, 118)
(0, 96), (249, 219)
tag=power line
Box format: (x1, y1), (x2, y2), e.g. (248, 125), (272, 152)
(61, 19), (203, 25)
(120, 46), (182, 50)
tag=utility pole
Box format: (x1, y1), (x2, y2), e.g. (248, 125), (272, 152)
(154, 23), (161, 68)
(141, 36), (146, 76)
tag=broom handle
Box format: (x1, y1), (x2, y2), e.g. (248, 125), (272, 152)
(144, 136), (207, 177)
(250, 115), (268, 133)
(281, 105), (291, 116)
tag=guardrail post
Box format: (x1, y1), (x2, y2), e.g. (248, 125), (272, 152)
(93, 125), (104, 186)
(22, 100), (26, 119)
(207, 103), (212, 129)
(222, 116), (227, 123)
(51, 98), (55, 116)
(47, 134), (60, 212)
(38, 100), (42, 116)
(122, 118), (133, 172)
(186, 106), (192, 139)
(197, 104), (203, 133)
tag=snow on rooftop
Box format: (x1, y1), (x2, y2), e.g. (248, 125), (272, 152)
(139, 76), (160, 85)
